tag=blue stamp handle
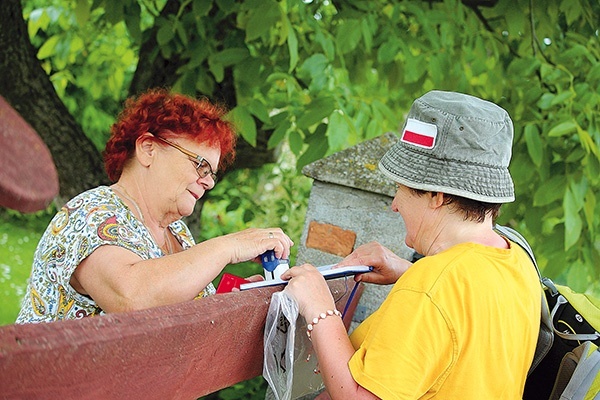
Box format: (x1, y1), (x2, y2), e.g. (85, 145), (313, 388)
(261, 250), (280, 272)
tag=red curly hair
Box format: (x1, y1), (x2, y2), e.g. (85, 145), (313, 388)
(103, 88), (237, 182)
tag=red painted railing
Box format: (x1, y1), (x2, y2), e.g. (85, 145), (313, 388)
(0, 280), (362, 400)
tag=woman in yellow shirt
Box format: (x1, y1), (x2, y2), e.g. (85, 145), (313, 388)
(282, 90), (541, 399)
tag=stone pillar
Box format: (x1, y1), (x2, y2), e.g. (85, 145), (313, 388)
(296, 132), (414, 330)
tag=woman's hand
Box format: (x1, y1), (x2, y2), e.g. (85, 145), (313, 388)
(222, 227), (294, 264)
(281, 264), (336, 320)
(243, 273), (264, 282)
(336, 242), (411, 285)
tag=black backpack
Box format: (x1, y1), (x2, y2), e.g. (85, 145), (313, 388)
(495, 225), (600, 400)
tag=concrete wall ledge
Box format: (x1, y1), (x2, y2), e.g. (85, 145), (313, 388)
(0, 280), (362, 400)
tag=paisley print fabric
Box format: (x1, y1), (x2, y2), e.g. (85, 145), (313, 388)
(16, 186), (215, 323)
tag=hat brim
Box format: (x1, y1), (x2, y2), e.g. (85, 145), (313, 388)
(379, 143), (515, 203)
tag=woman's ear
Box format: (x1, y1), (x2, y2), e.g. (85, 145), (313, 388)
(429, 191), (445, 209)
(135, 132), (157, 167)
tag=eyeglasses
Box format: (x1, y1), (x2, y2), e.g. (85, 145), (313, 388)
(155, 136), (217, 182)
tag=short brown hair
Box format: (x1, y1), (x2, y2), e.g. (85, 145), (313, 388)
(410, 188), (501, 223)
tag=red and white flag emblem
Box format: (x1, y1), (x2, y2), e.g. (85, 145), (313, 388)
(401, 118), (438, 149)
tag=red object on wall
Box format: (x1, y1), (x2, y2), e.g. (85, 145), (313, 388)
(0, 95), (59, 212)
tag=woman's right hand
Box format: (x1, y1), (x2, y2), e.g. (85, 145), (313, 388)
(222, 227), (294, 264)
(335, 242), (411, 285)
(281, 264), (336, 321)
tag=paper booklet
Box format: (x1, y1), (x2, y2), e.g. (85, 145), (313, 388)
(239, 264), (373, 290)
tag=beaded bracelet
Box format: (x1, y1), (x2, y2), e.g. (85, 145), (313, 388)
(306, 309), (342, 340)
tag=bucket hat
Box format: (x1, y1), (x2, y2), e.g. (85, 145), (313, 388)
(379, 90), (515, 203)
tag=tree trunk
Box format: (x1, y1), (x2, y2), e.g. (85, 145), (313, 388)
(0, 0), (108, 204)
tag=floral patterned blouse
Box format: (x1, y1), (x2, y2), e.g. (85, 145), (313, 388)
(16, 186), (215, 323)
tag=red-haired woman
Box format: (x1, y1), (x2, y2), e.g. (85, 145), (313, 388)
(17, 88), (293, 323)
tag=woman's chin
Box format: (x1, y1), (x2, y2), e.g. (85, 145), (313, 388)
(178, 203), (195, 218)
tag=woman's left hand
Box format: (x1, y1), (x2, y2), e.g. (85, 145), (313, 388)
(222, 227), (294, 264)
(281, 264), (336, 320)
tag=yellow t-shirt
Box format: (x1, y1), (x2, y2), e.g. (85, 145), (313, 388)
(349, 241), (541, 399)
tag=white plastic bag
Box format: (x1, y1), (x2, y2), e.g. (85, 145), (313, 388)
(263, 291), (324, 400)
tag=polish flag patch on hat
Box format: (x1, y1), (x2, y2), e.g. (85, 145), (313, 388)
(401, 118), (438, 149)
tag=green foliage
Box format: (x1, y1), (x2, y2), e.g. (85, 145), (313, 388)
(0, 207), (55, 325)
(199, 376), (266, 400)
(481, 0), (600, 294)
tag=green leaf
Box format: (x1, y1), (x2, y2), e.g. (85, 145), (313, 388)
(550, 90), (574, 106)
(226, 196), (241, 212)
(366, 119), (382, 140)
(74, 0), (91, 26)
(361, 18), (373, 52)
(588, 63), (600, 84)
(563, 187), (583, 250)
(193, 0), (213, 17)
(371, 100), (398, 126)
(247, 99), (270, 124)
(268, 119), (291, 149)
(288, 129), (304, 155)
(547, 121), (577, 137)
(505, 6), (526, 37)
(569, 178), (587, 211)
(558, 44), (590, 62)
(297, 124), (328, 170)
(104, 2), (124, 24)
(245, 1), (281, 42)
(157, 24), (174, 46)
(377, 39), (400, 64)
(578, 129), (600, 158)
(195, 68), (215, 94)
(175, 20), (188, 46)
(124, 10), (142, 44)
(533, 175), (566, 206)
(566, 260), (588, 292)
(403, 54), (426, 84)
(583, 191), (596, 237)
(27, 9), (50, 38)
(524, 124), (543, 167)
(537, 93), (554, 110)
(227, 106), (257, 146)
(37, 35), (60, 59)
(211, 48), (250, 66)
(326, 110), (350, 151)
(266, 72), (291, 83)
(336, 19), (362, 54)
(560, 0), (582, 25)
(208, 57), (224, 82)
(286, 18), (298, 72)
(298, 54), (329, 79)
(315, 30), (335, 60)
(243, 208), (255, 223)
(296, 96), (336, 129)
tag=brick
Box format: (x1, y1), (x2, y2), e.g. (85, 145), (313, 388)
(305, 220), (357, 257)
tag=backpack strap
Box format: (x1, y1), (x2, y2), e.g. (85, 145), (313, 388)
(494, 224), (540, 275)
(549, 341), (600, 400)
(494, 224), (554, 373)
(548, 294), (600, 342)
